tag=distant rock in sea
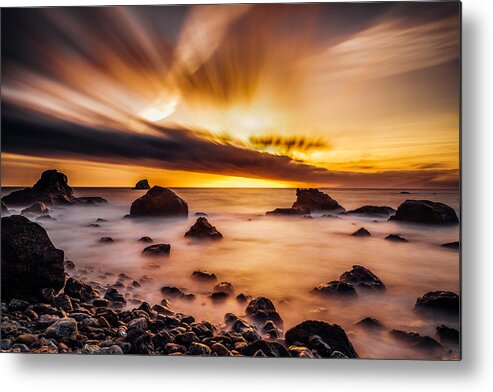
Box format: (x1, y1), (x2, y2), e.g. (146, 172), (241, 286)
(340, 265), (385, 292)
(415, 291), (459, 316)
(267, 188), (344, 215)
(1, 215), (65, 301)
(441, 241), (460, 250)
(389, 200), (459, 225)
(351, 227), (371, 237)
(346, 205), (395, 217)
(130, 186), (188, 217)
(2, 169), (106, 207)
(385, 234), (408, 242)
(134, 179), (150, 190)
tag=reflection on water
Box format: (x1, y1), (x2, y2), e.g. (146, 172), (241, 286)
(2, 187), (460, 359)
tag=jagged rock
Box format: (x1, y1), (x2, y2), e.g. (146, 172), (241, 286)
(191, 270), (217, 282)
(415, 291), (459, 316)
(389, 329), (442, 352)
(292, 188), (345, 212)
(441, 241), (460, 250)
(354, 317), (384, 331)
(21, 202), (49, 216)
(266, 207), (309, 216)
(134, 179), (150, 190)
(1, 215), (65, 301)
(385, 234), (408, 242)
(245, 297), (283, 329)
(285, 320), (358, 358)
(352, 227), (371, 237)
(130, 186), (188, 217)
(340, 265), (385, 291)
(64, 277), (99, 301)
(312, 280), (357, 297)
(142, 244), (171, 256)
(347, 205), (396, 217)
(390, 200), (459, 225)
(185, 217), (223, 240)
(436, 325), (460, 345)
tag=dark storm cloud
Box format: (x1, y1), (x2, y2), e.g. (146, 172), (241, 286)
(1, 105), (458, 188)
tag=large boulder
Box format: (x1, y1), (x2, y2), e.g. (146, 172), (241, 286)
(2, 170), (105, 207)
(184, 217), (223, 240)
(134, 179), (150, 190)
(415, 291), (459, 316)
(390, 200), (458, 225)
(292, 188), (345, 212)
(130, 186), (188, 217)
(340, 265), (385, 292)
(347, 205), (395, 217)
(1, 215), (65, 301)
(285, 320), (358, 358)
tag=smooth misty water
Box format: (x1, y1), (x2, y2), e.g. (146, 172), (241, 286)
(2, 187), (460, 359)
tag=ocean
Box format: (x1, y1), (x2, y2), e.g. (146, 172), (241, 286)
(2, 187), (460, 359)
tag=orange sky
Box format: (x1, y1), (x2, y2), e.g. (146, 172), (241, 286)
(1, 3), (460, 188)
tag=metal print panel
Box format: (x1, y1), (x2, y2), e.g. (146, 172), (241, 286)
(0, 2), (461, 359)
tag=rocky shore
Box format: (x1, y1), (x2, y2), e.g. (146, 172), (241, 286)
(1, 170), (461, 358)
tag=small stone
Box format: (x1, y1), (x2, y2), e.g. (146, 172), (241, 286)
(99, 237), (114, 243)
(385, 234), (408, 242)
(142, 244), (171, 256)
(352, 227), (371, 237)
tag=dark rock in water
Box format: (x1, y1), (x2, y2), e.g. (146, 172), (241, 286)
(266, 207), (309, 216)
(351, 227), (371, 237)
(185, 217), (223, 240)
(138, 236), (153, 243)
(245, 297), (283, 329)
(99, 237), (114, 243)
(1, 215), (65, 301)
(88, 223), (100, 228)
(347, 205), (396, 217)
(1, 200), (9, 214)
(385, 234), (408, 242)
(77, 197), (107, 205)
(64, 277), (99, 301)
(292, 188), (345, 212)
(312, 280), (357, 298)
(236, 293), (251, 303)
(134, 179), (150, 190)
(160, 286), (185, 298)
(21, 202), (49, 216)
(389, 329), (442, 352)
(104, 288), (126, 306)
(400, 191), (411, 194)
(436, 325), (460, 345)
(93, 298), (110, 308)
(340, 265), (385, 292)
(285, 320), (358, 358)
(64, 260), (75, 270)
(36, 215), (56, 222)
(188, 342), (212, 356)
(441, 241), (460, 250)
(142, 244), (171, 256)
(130, 186), (188, 217)
(191, 270), (217, 282)
(390, 200), (458, 225)
(211, 291), (230, 303)
(355, 317), (384, 331)
(194, 212), (208, 217)
(213, 281), (234, 295)
(415, 291), (459, 316)
(96, 218), (107, 222)
(2, 170), (105, 207)
(2, 170), (74, 206)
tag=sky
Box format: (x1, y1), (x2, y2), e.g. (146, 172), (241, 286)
(1, 2), (460, 188)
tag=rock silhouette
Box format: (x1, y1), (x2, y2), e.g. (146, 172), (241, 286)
(1, 215), (65, 301)
(390, 200), (458, 225)
(185, 217), (223, 240)
(134, 179), (150, 189)
(130, 186), (188, 217)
